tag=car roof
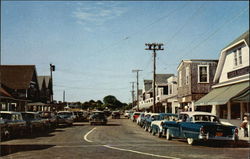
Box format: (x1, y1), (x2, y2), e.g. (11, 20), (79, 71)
(0, 111), (21, 114)
(180, 111), (214, 116)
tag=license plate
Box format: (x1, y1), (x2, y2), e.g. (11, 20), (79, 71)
(216, 132), (223, 136)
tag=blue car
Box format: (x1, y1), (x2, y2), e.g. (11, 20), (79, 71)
(151, 113), (178, 137)
(164, 111), (239, 145)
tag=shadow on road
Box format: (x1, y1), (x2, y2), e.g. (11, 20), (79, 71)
(178, 139), (250, 148)
(0, 144), (55, 157)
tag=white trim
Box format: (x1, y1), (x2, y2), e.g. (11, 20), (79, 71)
(198, 65), (209, 83)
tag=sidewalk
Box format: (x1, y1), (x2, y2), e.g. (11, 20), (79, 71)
(238, 128), (250, 142)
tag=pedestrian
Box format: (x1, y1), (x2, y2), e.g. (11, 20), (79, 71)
(240, 116), (248, 137)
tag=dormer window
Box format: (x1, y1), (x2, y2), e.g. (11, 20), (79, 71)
(234, 50), (237, 66)
(238, 48), (242, 65)
(233, 48), (242, 66)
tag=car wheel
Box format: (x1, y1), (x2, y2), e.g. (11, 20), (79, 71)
(151, 129), (156, 136)
(144, 126), (148, 131)
(187, 138), (195, 145)
(166, 129), (172, 140)
(149, 127), (152, 133)
(4, 128), (10, 140)
(158, 131), (162, 138)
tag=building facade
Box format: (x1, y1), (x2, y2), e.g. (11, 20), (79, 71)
(177, 60), (218, 111)
(195, 30), (249, 127)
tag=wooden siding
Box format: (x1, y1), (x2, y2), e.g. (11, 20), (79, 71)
(177, 60), (218, 102)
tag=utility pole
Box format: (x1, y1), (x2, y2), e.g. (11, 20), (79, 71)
(132, 70), (142, 111)
(130, 82), (135, 108)
(50, 64), (55, 103)
(145, 43), (164, 113)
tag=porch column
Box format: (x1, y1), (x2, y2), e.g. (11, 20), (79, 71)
(240, 102), (244, 120)
(211, 105), (216, 115)
(191, 101), (195, 112)
(227, 102), (231, 120)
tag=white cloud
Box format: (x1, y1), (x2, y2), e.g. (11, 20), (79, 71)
(73, 2), (127, 30)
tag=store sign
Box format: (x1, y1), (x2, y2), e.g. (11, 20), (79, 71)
(227, 66), (250, 79)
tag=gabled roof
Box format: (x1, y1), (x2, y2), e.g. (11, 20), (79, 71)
(0, 87), (12, 97)
(213, 30), (249, 83)
(44, 76), (51, 88)
(155, 74), (174, 84)
(0, 65), (37, 89)
(222, 30), (249, 50)
(37, 76), (45, 90)
(37, 76), (51, 90)
(177, 59), (218, 71)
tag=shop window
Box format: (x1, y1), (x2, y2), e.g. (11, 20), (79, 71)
(231, 102), (240, 119)
(219, 104), (227, 119)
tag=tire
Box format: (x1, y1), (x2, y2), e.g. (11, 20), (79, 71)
(149, 127), (152, 133)
(166, 129), (172, 140)
(158, 131), (162, 138)
(144, 126), (148, 131)
(187, 138), (195, 145)
(152, 129), (156, 136)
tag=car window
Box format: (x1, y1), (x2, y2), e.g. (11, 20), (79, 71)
(193, 115), (219, 123)
(0, 113), (12, 120)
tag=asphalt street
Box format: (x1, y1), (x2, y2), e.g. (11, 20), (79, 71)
(0, 117), (249, 159)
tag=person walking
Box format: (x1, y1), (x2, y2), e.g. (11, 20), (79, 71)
(240, 116), (249, 137)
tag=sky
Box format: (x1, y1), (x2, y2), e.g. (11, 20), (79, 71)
(1, 1), (249, 103)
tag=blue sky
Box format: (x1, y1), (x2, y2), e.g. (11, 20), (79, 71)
(1, 1), (249, 103)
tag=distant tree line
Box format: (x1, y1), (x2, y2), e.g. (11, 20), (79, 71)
(67, 95), (132, 111)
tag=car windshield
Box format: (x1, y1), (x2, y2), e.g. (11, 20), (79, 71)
(22, 113), (35, 120)
(152, 115), (160, 120)
(0, 113), (12, 120)
(58, 112), (72, 116)
(162, 115), (178, 121)
(193, 115), (219, 123)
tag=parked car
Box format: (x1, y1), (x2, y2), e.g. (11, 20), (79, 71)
(21, 112), (46, 133)
(89, 111), (107, 125)
(140, 113), (152, 128)
(143, 113), (160, 131)
(151, 113), (178, 137)
(132, 112), (141, 122)
(0, 118), (9, 140)
(73, 111), (86, 122)
(39, 111), (58, 129)
(124, 110), (130, 118)
(165, 111), (239, 145)
(103, 110), (112, 117)
(0, 111), (27, 138)
(111, 111), (120, 119)
(136, 112), (145, 126)
(57, 111), (74, 126)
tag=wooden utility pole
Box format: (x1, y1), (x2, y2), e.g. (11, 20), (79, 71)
(130, 82), (135, 108)
(132, 69), (142, 111)
(50, 64), (55, 103)
(145, 43), (164, 113)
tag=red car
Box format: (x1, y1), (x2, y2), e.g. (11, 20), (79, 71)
(132, 112), (141, 122)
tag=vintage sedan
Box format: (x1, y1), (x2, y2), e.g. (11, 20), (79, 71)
(0, 118), (9, 140)
(57, 111), (74, 126)
(165, 111), (239, 145)
(143, 113), (160, 131)
(151, 113), (178, 137)
(0, 111), (27, 138)
(21, 112), (46, 133)
(89, 111), (107, 125)
(111, 111), (120, 119)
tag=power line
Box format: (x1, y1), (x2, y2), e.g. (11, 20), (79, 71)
(177, 6), (249, 61)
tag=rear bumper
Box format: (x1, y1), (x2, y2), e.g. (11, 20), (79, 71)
(199, 134), (237, 141)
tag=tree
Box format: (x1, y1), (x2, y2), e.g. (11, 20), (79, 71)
(103, 95), (124, 110)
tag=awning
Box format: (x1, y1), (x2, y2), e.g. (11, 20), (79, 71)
(195, 81), (249, 106)
(232, 89), (250, 102)
(27, 102), (47, 106)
